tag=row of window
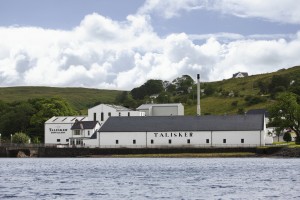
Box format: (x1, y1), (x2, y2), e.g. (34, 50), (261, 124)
(56, 138), (245, 144)
(57, 139), (69, 142)
(114, 139), (245, 144)
(74, 130), (90, 136)
(94, 112), (131, 121)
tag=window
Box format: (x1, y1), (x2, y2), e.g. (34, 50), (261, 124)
(241, 139), (244, 143)
(187, 139), (190, 144)
(57, 139), (60, 142)
(101, 112), (104, 121)
(206, 139), (210, 143)
(88, 131), (90, 136)
(108, 112), (111, 117)
(128, 112), (130, 116)
(223, 139), (226, 144)
(93, 113), (96, 121)
(116, 140), (119, 144)
(151, 140), (154, 144)
(66, 139), (69, 142)
(133, 140), (136, 144)
(74, 130), (81, 135)
(169, 139), (172, 144)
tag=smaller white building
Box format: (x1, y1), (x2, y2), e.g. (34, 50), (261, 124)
(136, 103), (184, 116)
(44, 116), (88, 145)
(88, 104), (145, 124)
(70, 121), (101, 147)
(232, 72), (249, 78)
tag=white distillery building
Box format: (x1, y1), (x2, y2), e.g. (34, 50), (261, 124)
(88, 114), (266, 148)
(88, 104), (145, 125)
(44, 116), (88, 145)
(44, 104), (145, 145)
(136, 103), (184, 116)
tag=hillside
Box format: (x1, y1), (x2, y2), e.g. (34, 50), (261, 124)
(0, 87), (123, 114)
(0, 65), (299, 115)
(186, 66), (300, 115)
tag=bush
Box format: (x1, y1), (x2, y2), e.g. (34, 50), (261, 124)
(12, 132), (30, 144)
(244, 95), (267, 106)
(231, 101), (238, 107)
(283, 132), (292, 142)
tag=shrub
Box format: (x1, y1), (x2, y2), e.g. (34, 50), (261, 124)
(283, 132), (292, 142)
(12, 132), (30, 144)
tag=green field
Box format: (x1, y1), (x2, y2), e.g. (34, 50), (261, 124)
(0, 86), (123, 114)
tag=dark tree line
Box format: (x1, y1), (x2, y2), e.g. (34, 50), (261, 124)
(0, 97), (77, 143)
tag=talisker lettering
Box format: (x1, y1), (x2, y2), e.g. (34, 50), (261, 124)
(153, 132), (193, 138)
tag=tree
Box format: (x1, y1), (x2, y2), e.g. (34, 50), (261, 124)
(131, 80), (164, 100)
(269, 75), (290, 97)
(12, 132), (30, 144)
(269, 92), (300, 144)
(172, 75), (194, 94)
(283, 131), (292, 143)
(30, 97), (78, 141)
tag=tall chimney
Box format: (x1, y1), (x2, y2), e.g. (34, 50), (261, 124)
(197, 74), (201, 116)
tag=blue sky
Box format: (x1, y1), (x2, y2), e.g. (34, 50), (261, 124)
(1, 0), (300, 89)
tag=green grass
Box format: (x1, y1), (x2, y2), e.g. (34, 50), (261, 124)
(272, 141), (300, 148)
(0, 86), (123, 114)
(104, 152), (257, 158)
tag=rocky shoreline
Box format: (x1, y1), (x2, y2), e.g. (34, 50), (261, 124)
(1, 146), (300, 158)
(270, 147), (300, 157)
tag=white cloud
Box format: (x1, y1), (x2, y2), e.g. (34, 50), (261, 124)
(139, 0), (300, 24)
(138, 0), (201, 19)
(1, 13), (300, 90)
(214, 0), (300, 24)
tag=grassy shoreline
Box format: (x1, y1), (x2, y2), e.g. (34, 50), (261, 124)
(86, 152), (257, 158)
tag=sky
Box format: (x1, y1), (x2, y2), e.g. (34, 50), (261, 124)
(1, 0), (300, 90)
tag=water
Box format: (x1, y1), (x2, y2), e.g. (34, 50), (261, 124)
(0, 158), (299, 200)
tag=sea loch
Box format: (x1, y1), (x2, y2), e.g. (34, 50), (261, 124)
(0, 158), (299, 199)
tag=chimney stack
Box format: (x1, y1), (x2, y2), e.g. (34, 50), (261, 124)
(197, 74), (201, 116)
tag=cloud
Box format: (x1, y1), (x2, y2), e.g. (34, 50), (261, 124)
(138, 0), (300, 24)
(1, 13), (300, 90)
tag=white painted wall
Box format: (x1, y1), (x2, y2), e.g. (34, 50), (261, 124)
(92, 130), (265, 148)
(152, 106), (178, 116)
(136, 104), (184, 116)
(146, 131), (211, 147)
(211, 131), (264, 146)
(100, 132), (146, 148)
(45, 123), (73, 145)
(88, 104), (144, 123)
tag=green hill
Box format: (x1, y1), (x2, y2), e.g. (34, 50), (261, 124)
(0, 65), (299, 115)
(0, 87), (123, 114)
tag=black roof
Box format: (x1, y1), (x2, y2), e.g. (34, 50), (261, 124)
(99, 115), (264, 132)
(71, 121), (99, 130)
(247, 109), (269, 118)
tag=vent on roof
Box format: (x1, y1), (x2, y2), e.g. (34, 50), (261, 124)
(80, 117), (86, 121)
(71, 117), (76, 121)
(61, 117), (67, 122)
(52, 118), (58, 122)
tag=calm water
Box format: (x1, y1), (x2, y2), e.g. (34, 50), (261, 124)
(0, 158), (299, 199)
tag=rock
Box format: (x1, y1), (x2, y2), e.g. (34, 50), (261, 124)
(17, 151), (29, 158)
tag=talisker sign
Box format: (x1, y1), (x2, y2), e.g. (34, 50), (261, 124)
(153, 132), (193, 138)
(49, 128), (67, 134)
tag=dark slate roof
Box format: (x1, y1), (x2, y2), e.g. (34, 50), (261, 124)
(99, 115), (264, 132)
(71, 121), (99, 130)
(247, 109), (269, 118)
(90, 130), (98, 139)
